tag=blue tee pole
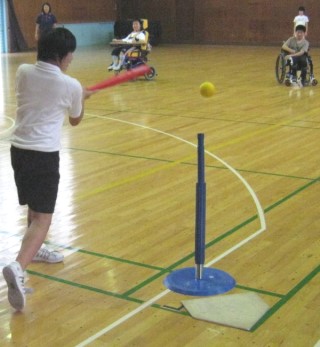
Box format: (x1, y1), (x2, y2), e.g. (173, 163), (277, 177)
(195, 133), (206, 279)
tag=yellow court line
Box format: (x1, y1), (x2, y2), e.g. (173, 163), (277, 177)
(75, 112), (307, 201)
(76, 146), (195, 201)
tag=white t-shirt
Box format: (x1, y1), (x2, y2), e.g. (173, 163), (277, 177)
(293, 15), (309, 27)
(11, 61), (83, 152)
(123, 31), (146, 43)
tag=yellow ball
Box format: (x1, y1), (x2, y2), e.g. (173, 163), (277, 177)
(199, 82), (216, 98)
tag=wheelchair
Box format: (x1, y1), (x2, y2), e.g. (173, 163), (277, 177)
(111, 19), (157, 81)
(275, 50), (317, 86)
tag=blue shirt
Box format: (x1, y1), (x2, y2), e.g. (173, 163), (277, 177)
(36, 13), (57, 35)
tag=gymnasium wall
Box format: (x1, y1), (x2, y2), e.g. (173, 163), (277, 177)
(11, 0), (320, 49)
(118, 0), (320, 46)
(11, 0), (117, 49)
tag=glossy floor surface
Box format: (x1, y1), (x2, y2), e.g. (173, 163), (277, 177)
(0, 45), (319, 346)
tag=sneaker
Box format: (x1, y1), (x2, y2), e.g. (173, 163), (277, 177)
(2, 261), (26, 311)
(32, 247), (64, 263)
(107, 64), (114, 71)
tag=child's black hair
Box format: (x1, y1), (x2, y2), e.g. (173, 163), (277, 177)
(295, 24), (306, 32)
(37, 28), (77, 62)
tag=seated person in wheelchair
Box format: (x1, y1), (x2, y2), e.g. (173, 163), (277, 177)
(281, 24), (309, 85)
(108, 19), (147, 71)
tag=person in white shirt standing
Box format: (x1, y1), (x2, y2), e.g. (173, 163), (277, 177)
(2, 28), (95, 311)
(293, 6), (309, 36)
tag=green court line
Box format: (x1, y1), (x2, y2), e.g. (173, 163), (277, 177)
(235, 284), (285, 298)
(66, 146), (316, 182)
(77, 248), (165, 271)
(74, 247), (165, 271)
(26, 265), (318, 323)
(26, 269), (144, 304)
(66, 147), (173, 164)
(80, 112), (317, 201)
(0, 230), (166, 272)
(45, 176), (319, 303)
(25, 269), (188, 317)
(250, 264), (320, 332)
(102, 176), (320, 314)
(0, 229), (164, 273)
(122, 215), (260, 297)
(121, 270), (169, 297)
(26, 175), (319, 329)
(205, 215), (259, 249)
(264, 178), (319, 213)
(205, 165), (315, 181)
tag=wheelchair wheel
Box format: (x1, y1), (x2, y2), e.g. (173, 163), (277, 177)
(285, 79), (291, 87)
(275, 54), (286, 84)
(144, 66), (157, 80)
(311, 79), (318, 86)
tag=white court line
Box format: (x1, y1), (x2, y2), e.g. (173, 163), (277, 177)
(88, 114), (266, 231)
(76, 227), (266, 347)
(75, 115), (267, 346)
(76, 289), (171, 347)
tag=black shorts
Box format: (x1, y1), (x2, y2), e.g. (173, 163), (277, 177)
(10, 146), (60, 213)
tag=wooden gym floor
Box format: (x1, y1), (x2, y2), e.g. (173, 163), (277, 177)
(0, 44), (319, 346)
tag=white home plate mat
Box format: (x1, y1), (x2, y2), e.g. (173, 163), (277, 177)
(182, 292), (270, 331)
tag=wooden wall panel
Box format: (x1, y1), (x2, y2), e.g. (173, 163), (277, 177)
(193, 0), (320, 45)
(11, 0), (320, 48)
(119, 0), (320, 46)
(175, 0), (194, 42)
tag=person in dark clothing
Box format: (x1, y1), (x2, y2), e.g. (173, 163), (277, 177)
(35, 2), (57, 41)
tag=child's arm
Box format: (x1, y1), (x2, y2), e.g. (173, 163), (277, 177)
(69, 88), (95, 126)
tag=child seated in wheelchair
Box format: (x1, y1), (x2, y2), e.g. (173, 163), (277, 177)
(108, 19), (148, 71)
(281, 24), (309, 85)
(122, 38), (152, 70)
